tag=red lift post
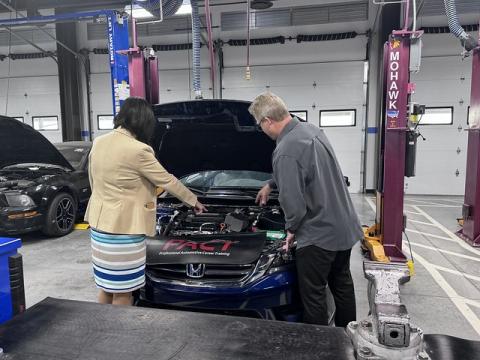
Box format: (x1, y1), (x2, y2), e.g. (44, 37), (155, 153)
(363, 3), (423, 264)
(457, 41), (480, 247)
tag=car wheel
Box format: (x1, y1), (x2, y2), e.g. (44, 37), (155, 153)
(42, 193), (77, 237)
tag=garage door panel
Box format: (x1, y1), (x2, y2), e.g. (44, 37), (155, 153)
(414, 81), (470, 104)
(223, 63), (363, 87)
(411, 57), (471, 81)
(408, 149), (466, 195)
(224, 60), (364, 193)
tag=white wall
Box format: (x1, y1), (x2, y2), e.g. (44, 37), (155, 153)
(83, 19), (369, 193)
(405, 33), (472, 195)
(0, 42), (62, 143)
(88, 42), (367, 194)
(221, 39), (367, 192)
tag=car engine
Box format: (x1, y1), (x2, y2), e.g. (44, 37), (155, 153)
(157, 204), (285, 237)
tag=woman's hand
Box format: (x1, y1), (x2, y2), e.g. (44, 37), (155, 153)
(194, 201), (208, 214)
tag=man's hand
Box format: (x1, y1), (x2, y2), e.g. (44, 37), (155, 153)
(256, 183), (272, 206)
(282, 231), (295, 252)
(194, 201), (208, 214)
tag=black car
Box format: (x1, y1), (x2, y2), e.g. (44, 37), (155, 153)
(0, 117), (91, 236)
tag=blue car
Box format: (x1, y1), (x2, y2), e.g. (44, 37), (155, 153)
(140, 100), (332, 322)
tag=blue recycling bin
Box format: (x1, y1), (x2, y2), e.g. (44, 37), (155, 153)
(0, 237), (24, 324)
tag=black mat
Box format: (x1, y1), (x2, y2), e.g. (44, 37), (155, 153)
(0, 298), (356, 360)
(1, 298), (479, 360)
(424, 334), (480, 360)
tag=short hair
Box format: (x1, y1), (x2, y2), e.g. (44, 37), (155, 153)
(114, 97), (156, 144)
(248, 92), (290, 123)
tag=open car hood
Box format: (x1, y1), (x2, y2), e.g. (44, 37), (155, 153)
(0, 116), (73, 170)
(151, 100), (275, 178)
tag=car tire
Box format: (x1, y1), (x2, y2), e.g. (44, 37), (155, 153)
(42, 193), (77, 237)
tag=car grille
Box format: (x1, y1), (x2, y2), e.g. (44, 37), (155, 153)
(147, 263), (255, 283)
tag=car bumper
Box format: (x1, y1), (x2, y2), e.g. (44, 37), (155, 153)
(140, 269), (301, 321)
(0, 209), (43, 235)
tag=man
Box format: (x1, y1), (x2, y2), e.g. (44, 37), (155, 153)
(249, 92), (362, 327)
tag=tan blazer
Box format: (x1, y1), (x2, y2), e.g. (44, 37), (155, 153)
(85, 127), (197, 236)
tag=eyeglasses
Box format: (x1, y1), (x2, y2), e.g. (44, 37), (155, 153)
(257, 117), (268, 126)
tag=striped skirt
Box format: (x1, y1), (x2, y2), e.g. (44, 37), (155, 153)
(90, 228), (146, 293)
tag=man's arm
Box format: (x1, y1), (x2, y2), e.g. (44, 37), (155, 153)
(267, 179), (277, 189)
(274, 155), (307, 232)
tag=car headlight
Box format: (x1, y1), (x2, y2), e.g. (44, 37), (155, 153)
(5, 193), (36, 207)
(267, 251), (294, 274)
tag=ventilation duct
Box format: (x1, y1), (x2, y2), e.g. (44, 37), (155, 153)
(9, 52), (55, 60)
(153, 43), (194, 51)
(134, 0), (184, 18)
(92, 48), (109, 54)
(221, 1), (368, 31)
(227, 36), (285, 46)
(421, 24), (478, 34)
(297, 32), (358, 43)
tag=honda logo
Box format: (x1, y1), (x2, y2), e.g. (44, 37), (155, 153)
(186, 264), (206, 278)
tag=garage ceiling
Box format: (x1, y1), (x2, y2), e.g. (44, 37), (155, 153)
(222, 1), (368, 31)
(419, 0), (480, 16)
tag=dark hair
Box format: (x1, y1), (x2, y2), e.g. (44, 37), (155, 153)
(114, 97), (156, 144)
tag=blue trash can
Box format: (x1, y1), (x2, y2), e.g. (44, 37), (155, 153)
(0, 237), (25, 324)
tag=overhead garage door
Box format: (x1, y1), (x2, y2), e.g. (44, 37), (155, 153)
(222, 40), (366, 193)
(406, 55), (471, 195)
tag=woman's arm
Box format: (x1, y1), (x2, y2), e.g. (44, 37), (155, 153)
(137, 147), (197, 207)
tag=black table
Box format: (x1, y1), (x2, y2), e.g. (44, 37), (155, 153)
(0, 298), (478, 360)
(0, 298), (355, 360)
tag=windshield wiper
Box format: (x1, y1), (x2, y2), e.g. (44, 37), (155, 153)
(186, 186), (207, 195)
(207, 187), (275, 198)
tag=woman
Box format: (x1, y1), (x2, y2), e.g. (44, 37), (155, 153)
(85, 97), (206, 306)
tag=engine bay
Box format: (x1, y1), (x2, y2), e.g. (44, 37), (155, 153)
(157, 204), (285, 238)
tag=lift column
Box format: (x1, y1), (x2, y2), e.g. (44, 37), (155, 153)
(458, 45), (480, 247)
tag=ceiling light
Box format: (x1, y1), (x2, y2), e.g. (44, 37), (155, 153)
(251, 0), (273, 10)
(175, 0), (192, 15)
(124, 5), (155, 19)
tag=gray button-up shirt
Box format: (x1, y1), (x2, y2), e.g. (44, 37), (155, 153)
(269, 117), (362, 251)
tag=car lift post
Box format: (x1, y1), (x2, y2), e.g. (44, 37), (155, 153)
(362, 14), (423, 264)
(348, 2), (431, 359)
(363, 34), (411, 263)
(456, 32), (480, 246)
(119, 18), (160, 106)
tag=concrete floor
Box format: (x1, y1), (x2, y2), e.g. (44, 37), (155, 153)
(17, 194), (480, 341)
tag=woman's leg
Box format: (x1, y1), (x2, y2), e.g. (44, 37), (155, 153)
(112, 292), (133, 306)
(98, 289), (113, 304)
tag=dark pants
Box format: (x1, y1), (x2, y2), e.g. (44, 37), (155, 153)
(296, 245), (356, 327)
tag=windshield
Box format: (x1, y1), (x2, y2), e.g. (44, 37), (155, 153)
(181, 170), (272, 191)
(56, 146), (88, 170)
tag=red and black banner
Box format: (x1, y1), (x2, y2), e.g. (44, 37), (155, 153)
(146, 232), (266, 265)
